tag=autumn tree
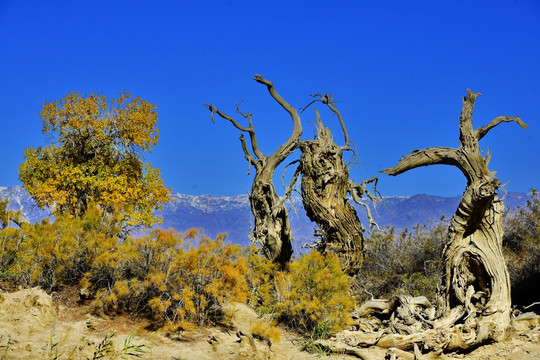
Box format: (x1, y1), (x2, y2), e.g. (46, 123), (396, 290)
(19, 91), (170, 228)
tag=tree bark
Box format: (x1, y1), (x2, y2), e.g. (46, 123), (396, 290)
(381, 89), (527, 349)
(299, 111), (366, 274)
(297, 95), (378, 275)
(205, 75), (302, 265)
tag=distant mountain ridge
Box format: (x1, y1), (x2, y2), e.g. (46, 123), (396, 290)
(0, 185), (530, 247)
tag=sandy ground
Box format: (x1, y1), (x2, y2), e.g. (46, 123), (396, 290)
(0, 287), (538, 359)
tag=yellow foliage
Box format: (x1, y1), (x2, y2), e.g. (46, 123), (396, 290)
(248, 250), (354, 335)
(2, 203), (122, 290)
(0, 226), (22, 278)
(88, 229), (250, 330)
(251, 320), (281, 344)
(18, 91), (170, 228)
(2, 199), (355, 338)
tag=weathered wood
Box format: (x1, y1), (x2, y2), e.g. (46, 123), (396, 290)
(207, 81), (378, 270)
(381, 89), (526, 349)
(298, 96), (378, 274)
(205, 75), (302, 265)
(299, 112), (366, 274)
(321, 89), (527, 357)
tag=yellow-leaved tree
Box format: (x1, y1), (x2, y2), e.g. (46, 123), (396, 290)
(19, 91), (170, 228)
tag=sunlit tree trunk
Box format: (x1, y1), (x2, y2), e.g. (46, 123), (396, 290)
(205, 75), (301, 265)
(381, 89), (527, 349)
(298, 103), (376, 275)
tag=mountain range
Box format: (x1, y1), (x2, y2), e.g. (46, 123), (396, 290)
(0, 185), (530, 247)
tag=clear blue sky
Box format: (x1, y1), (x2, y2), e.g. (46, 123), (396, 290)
(1, 0), (538, 197)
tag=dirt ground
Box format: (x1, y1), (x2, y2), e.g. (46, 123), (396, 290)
(0, 287), (538, 360)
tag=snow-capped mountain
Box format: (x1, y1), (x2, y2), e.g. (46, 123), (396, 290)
(0, 185), (530, 247)
(0, 185), (50, 223)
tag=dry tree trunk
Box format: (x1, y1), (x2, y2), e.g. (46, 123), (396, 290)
(298, 112), (361, 274)
(205, 75), (302, 265)
(297, 94), (378, 275)
(317, 90), (528, 357)
(380, 89), (528, 350)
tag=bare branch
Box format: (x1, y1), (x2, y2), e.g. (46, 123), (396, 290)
(382, 147), (459, 176)
(458, 89), (481, 147)
(476, 115), (528, 140)
(320, 93), (350, 147)
(204, 103), (266, 162)
(524, 302), (540, 310)
(301, 92), (350, 148)
(204, 103), (251, 132)
(348, 179), (379, 230)
(273, 161), (302, 216)
(302, 241), (320, 249)
(300, 92), (327, 113)
(239, 134), (258, 168)
(253, 75), (302, 167)
(360, 176), (381, 202)
(279, 160), (301, 192)
(299, 99), (320, 113)
(313, 107), (323, 129)
(234, 102), (266, 160)
(484, 147), (492, 166)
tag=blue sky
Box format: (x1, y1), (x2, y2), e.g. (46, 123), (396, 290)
(1, 0), (538, 197)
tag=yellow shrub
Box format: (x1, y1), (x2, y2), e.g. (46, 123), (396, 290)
(4, 197), (353, 339)
(5, 203), (122, 290)
(90, 230), (250, 331)
(251, 320), (281, 344)
(0, 227), (22, 279)
(248, 250), (354, 335)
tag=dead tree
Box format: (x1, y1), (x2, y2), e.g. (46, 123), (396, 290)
(297, 94), (378, 275)
(207, 79), (377, 271)
(315, 89), (527, 357)
(205, 75), (302, 265)
(383, 89), (527, 345)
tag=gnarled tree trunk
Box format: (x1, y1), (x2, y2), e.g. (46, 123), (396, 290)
(208, 83), (378, 269)
(299, 112), (364, 274)
(381, 89), (527, 349)
(205, 75), (301, 265)
(249, 172), (293, 265)
(317, 89), (527, 357)
(297, 95), (378, 275)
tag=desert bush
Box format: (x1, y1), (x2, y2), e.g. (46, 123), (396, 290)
(9, 204), (120, 290)
(355, 219), (447, 303)
(0, 227), (21, 281)
(0, 199), (24, 281)
(354, 190), (540, 310)
(503, 188), (540, 308)
(0, 198), (9, 229)
(250, 320), (281, 344)
(90, 229), (249, 331)
(248, 250), (354, 335)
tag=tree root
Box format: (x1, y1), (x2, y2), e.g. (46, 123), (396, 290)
(317, 295), (540, 358)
